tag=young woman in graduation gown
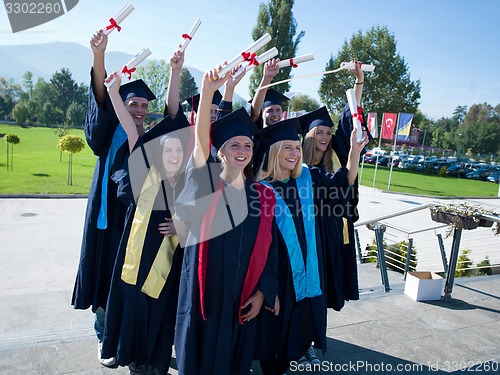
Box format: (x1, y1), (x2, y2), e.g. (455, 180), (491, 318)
(254, 118), (368, 375)
(174, 68), (279, 375)
(300, 62), (366, 312)
(100, 71), (189, 374)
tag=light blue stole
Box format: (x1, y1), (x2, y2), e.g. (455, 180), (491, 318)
(97, 124), (127, 229)
(261, 164), (322, 301)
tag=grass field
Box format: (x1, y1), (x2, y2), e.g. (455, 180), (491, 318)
(358, 163), (499, 197)
(0, 124), (96, 194)
(1, 124), (499, 196)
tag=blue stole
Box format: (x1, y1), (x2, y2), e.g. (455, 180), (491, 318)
(97, 124), (127, 229)
(261, 165), (322, 301)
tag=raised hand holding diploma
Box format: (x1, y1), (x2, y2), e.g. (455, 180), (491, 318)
(104, 48), (151, 88)
(94, 3), (135, 46)
(180, 18), (202, 52)
(346, 88), (364, 143)
(341, 61), (375, 72)
(278, 53), (314, 69)
(217, 33), (272, 78)
(233, 47), (278, 77)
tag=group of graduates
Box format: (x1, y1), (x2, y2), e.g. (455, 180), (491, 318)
(71, 28), (369, 375)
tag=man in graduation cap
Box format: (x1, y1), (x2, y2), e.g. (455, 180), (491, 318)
(71, 30), (158, 368)
(251, 88), (290, 129)
(249, 59), (290, 129)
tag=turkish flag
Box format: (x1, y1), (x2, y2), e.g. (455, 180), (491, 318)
(381, 113), (398, 140)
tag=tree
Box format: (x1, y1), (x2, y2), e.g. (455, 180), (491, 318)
(288, 94), (319, 113)
(49, 68), (79, 120)
(5, 133), (20, 170)
(319, 26), (421, 116)
(40, 101), (63, 127)
(249, 0), (305, 96)
(455, 103), (500, 155)
(66, 101), (85, 127)
(0, 77), (22, 121)
(11, 101), (30, 125)
(58, 135), (85, 185)
(179, 68), (198, 103)
(23, 71), (34, 99)
(135, 59), (170, 114)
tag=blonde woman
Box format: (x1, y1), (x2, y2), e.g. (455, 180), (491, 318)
(255, 118), (368, 375)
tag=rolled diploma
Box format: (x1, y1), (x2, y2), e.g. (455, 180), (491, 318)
(278, 53), (314, 69)
(180, 18), (202, 52)
(105, 48), (152, 88)
(340, 61), (375, 72)
(346, 88), (364, 143)
(218, 33), (272, 78)
(233, 47), (278, 77)
(103, 3), (134, 36)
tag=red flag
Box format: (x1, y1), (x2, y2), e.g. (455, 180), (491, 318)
(367, 112), (378, 139)
(381, 113), (397, 140)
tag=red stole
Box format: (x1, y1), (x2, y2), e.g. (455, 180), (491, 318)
(197, 181), (275, 324)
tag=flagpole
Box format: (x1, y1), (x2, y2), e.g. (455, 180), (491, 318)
(387, 113), (400, 191)
(372, 115), (383, 188)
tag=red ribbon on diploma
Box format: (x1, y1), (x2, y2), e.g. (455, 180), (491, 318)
(182, 33), (193, 41)
(290, 58), (298, 68)
(352, 107), (365, 124)
(242, 52), (259, 66)
(122, 66), (136, 80)
(106, 18), (121, 32)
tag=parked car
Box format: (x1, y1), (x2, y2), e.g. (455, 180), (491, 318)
(447, 165), (470, 178)
(364, 155), (390, 166)
(465, 168), (493, 180)
(487, 171), (500, 183)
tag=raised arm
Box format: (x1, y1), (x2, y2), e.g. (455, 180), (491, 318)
(223, 65), (246, 102)
(193, 69), (230, 168)
(165, 46), (185, 119)
(250, 58), (280, 122)
(351, 60), (365, 106)
(346, 127), (369, 185)
(90, 30), (108, 108)
(105, 72), (139, 151)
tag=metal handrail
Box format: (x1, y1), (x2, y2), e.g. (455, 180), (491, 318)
(354, 202), (437, 227)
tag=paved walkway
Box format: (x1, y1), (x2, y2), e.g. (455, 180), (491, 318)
(0, 190), (499, 374)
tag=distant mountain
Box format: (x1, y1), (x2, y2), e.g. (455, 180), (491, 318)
(0, 42), (245, 103)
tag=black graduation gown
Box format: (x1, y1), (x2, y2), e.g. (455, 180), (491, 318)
(72, 69), (129, 312)
(309, 163), (348, 311)
(255, 166), (349, 362)
(174, 162), (278, 375)
(331, 104), (371, 301)
(101, 139), (184, 374)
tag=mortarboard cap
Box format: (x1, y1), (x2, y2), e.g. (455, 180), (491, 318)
(258, 117), (301, 146)
(119, 79), (156, 102)
(261, 88), (289, 109)
(257, 117), (301, 172)
(210, 107), (258, 150)
(298, 106), (334, 136)
(186, 90), (223, 113)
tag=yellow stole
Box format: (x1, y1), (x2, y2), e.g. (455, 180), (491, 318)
(121, 165), (179, 299)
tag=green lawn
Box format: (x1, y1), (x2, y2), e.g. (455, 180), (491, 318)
(1, 124), (499, 196)
(359, 163), (499, 197)
(0, 124), (96, 194)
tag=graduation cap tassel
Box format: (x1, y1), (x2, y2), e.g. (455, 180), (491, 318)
(262, 149), (270, 172)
